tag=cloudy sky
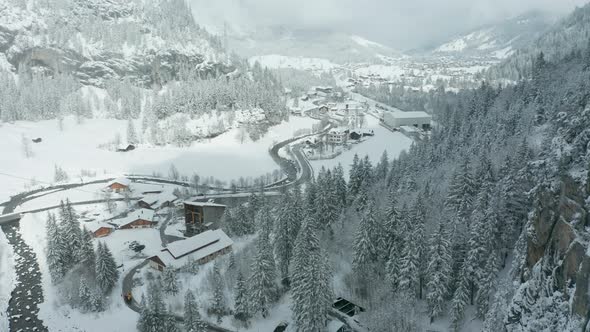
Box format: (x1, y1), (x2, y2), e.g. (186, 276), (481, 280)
(190, 0), (589, 50)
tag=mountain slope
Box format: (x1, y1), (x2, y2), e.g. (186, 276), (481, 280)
(489, 3), (590, 81)
(0, 0), (231, 87)
(431, 11), (555, 60)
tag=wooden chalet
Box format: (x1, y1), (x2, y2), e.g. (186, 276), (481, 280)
(112, 208), (156, 229)
(87, 223), (114, 238)
(148, 229), (233, 271)
(107, 178), (131, 193)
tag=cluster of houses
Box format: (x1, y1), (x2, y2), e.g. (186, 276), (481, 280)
(96, 177), (235, 272)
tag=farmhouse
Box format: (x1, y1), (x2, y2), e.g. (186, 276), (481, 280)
(148, 229), (233, 271)
(184, 201), (226, 235)
(327, 127), (349, 145)
(107, 178), (131, 193)
(383, 111), (432, 130)
(112, 208), (156, 229)
(138, 190), (178, 210)
(86, 223), (114, 238)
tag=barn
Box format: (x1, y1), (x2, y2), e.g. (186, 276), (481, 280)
(183, 201), (226, 235)
(107, 178), (131, 193)
(112, 208), (156, 229)
(148, 229), (233, 271)
(383, 111), (432, 130)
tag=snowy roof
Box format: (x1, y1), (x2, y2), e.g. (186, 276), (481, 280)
(155, 229), (233, 268)
(111, 208), (155, 227)
(183, 201), (226, 208)
(327, 320), (345, 332)
(139, 197), (158, 205)
(140, 190), (178, 209)
(109, 177), (131, 187)
(329, 127), (349, 135)
(389, 111), (431, 119)
(85, 222), (113, 233)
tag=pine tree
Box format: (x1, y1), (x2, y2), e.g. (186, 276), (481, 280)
(475, 251), (499, 318)
(352, 200), (380, 273)
(274, 190), (295, 285)
(210, 262), (226, 323)
(426, 222), (452, 322)
(46, 213), (65, 283)
(233, 271), (250, 322)
(348, 154), (362, 200)
(127, 118), (138, 144)
(449, 263), (470, 332)
(291, 218), (332, 332)
(248, 228), (276, 317)
(78, 276), (92, 312)
(90, 289), (104, 312)
(184, 290), (206, 332)
(95, 242), (119, 294)
(162, 268), (179, 296)
(78, 226), (95, 265)
(374, 150), (389, 180)
(58, 199), (82, 270)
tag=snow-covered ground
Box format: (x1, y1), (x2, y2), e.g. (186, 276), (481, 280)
(0, 229), (15, 331)
(309, 115), (413, 177)
(0, 116), (318, 203)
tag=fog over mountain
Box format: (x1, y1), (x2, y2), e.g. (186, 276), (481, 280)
(189, 0), (587, 50)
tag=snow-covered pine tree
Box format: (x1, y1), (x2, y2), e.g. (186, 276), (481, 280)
(274, 190), (295, 285)
(352, 200), (380, 274)
(162, 268), (179, 296)
(374, 150), (389, 181)
(46, 212), (65, 283)
(210, 261), (226, 323)
(248, 227), (276, 317)
(78, 226), (95, 265)
(412, 195), (427, 299)
(426, 221), (452, 322)
(449, 263), (470, 332)
(79, 276), (92, 312)
(475, 250), (500, 318)
(332, 164), (348, 208)
(233, 270), (250, 322)
(95, 241), (119, 294)
(58, 199), (82, 270)
(347, 153), (362, 200)
(291, 217), (333, 332)
(127, 118), (138, 144)
(184, 290), (206, 332)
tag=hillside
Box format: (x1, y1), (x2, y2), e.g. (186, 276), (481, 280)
(430, 11), (554, 60)
(0, 0), (230, 87)
(489, 3), (590, 81)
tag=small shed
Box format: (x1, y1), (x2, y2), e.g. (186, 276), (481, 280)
(333, 297), (365, 317)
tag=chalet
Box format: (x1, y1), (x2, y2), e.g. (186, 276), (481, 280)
(318, 105), (329, 114)
(87, 223), (114, 238)
(117, 144), (135, 152)
(112, 208), (156, 229)
(148, 229), (233, 271)
(327, 127), (349, 145)
(183, 201), (226, 235)
(315, 86), (333, 94)
(107, 178), (131, 193)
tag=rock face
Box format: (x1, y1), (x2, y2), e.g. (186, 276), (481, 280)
(0, 0), (232, 87)
(523, 174), (590, 325)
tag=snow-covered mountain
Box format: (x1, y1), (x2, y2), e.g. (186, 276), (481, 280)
(0, 0), (231, 87)
(431, 11), (556, 59)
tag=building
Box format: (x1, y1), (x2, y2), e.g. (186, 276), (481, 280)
(332, 297), (365, 317)
(184, 201), (226, 235)
(148, 229), (233, 271)
(137, 197), (158, 210)
(383, 111), (432, 130)
(327, 127), (349, 145)
(87, 223), (114, 238)
(112, 208), (156, 229)
(318, 105), (329, 114)
(138, 190), (178, 210)
(107, 178), (131, 193)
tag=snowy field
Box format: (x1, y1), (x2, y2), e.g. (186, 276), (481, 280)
(309, 115), (413, 177)
(0, 116), (318, 203)
(0, 229), (15, 331)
